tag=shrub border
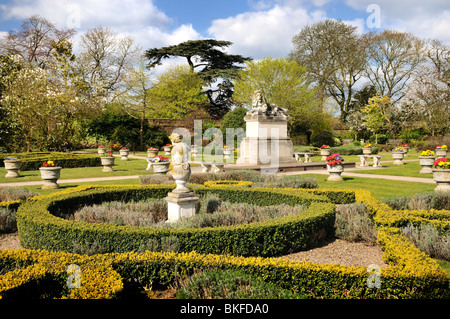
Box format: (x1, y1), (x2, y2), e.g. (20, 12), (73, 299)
(16, 185), (333, 257)
(2, 186), (449, 299)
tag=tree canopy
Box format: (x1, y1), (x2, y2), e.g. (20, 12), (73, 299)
(145, 39), (251, 119)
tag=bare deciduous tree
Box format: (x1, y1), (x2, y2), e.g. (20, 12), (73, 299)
(0, 15), (75, 68)
(77, 26), (138, 101)
(402, 39), (450, 136)
(365, 30), (425, 104)
(289, 19), (368, 121)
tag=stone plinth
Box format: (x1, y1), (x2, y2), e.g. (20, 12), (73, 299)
(165, 190), (199, 223)
(236, 114), (296, 166)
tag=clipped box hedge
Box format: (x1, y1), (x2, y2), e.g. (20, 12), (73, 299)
(1, 152), (102, 170)
(16, 185), (334, 257)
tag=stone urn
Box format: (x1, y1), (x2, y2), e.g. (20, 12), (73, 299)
(152, 161), (170, 174)
(39, 166), (62, 189)
(432, 169), (450, 192)
(163, 145), (173, 155)
(119, 149), (129, 161)
(320, 148), (331, 160)
(98, 147), (107, 156)
(191, 145), (199, 158)
(362, 148), (372, 155)
(327, 164), (344, 182)
(419, 156), (436, 174)
(223, 147), (233, 160)
(4, 159), (21, 178)
(147, 149), (158, 158)
(100, 156), (115, 172)
(392, 152), (405, 165)
(435, 148), (447, 158)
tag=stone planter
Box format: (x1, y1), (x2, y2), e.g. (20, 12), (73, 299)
(119, 149), (129, 161)
(4, 159), (21, 178)
(100, 157), (115, 172)
(432, 169), (450, 192)
(392, 152), (405, 165)
(419, 156), (436, 174)
(163, 145), (173, 156)
(191, 146), (199, 158)
(223, 149), (233, 160)
(435, 149), (447, 158)
(327, 164), (344, 182)
(98, 147), (107, 156)
(147, 150), (158, 158)
(39, 166), (61, 189)
(152, 162), (170, 174)
(362, 148), (372, 155)
(320, 149), (331, 161)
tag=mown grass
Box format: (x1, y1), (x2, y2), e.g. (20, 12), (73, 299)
(352, 161), (433, 178)
(293, 174), (436, 200)
(0, 156), (152, 184)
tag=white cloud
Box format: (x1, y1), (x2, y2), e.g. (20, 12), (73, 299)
(345, 0), (450, 44)
(1, 0), (204, 64)
(208, 5), (326, 59)
(0, 0), (172, 31)
(122, 23), (203, 51)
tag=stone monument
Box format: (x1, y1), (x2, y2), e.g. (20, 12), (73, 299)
(165, 133), (199, 223)
(236, 90), (296, 167)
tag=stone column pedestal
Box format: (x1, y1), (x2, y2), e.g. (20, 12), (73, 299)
(165, 190), (199, 223)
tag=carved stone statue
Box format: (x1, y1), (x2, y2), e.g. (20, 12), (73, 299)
(168, 133), (191, 193)
(165, 133), (199, 223)
(248, 89), (288, 119)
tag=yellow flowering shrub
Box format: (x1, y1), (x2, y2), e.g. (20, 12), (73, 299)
(203, 180), (254, 187)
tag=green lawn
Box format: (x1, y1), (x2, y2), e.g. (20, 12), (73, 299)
(0, 156), (153, 184)
(294, 173), (436, 200)
(351, 160), (433, 178)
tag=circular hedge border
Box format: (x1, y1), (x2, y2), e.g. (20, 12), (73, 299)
(17, 185), (335, 257)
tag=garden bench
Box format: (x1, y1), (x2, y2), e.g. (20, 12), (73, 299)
(292, 152), (314, 163)
(387, 139), (402, 145)
(357, 155), (383, 168)
(201, 162), (225, 173)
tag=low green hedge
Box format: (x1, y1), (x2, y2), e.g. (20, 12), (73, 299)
(16, 185), (333, 257)
(1, 152), (101, 170)
(330, 146), (379, 155)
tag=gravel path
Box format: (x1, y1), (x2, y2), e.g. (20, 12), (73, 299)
(0, 232), (387, 269)
(280, 238), (388, 268)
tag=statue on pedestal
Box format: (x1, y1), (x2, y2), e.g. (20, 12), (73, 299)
(168, 133), (191, 193)
(248, 90), (288, 119)
(237, 89), (295, 166)
(165, 133), (199, 223)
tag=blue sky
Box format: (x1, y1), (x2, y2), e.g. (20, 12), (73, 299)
(0, 0), (449, 61)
